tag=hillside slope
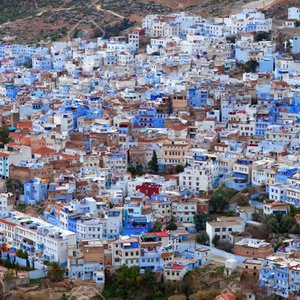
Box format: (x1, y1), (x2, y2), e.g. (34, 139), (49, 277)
(0, 0), (293, 44)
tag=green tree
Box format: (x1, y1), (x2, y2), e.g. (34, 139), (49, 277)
(241, 59), (258, 73)
(103, 265), (166, 299)
(127, 165), (137, 176)
(226, 210), (235, 217)
(0, 126), (10, 145)
(175, 165), (184, 173)
(47, 261), (65, 282)
(289, 205), (300, 217)
(150, 221), (162, 232)
(280, 215), (296, 233)
(254, 31), (270, 42)
(265, 215), (281, 233)
(196, 231), (209, 245)
(194, 212), (208, 231)
(115, 265), (140, 292)
(166, 222), (177, 231)
(212, 235), (220, 247)
(136, 164), (144, 176)
(148, 150), (159, 174)
(210, 194), (229, 213)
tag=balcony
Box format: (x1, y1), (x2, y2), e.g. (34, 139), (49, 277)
(22, 240), (35, 253)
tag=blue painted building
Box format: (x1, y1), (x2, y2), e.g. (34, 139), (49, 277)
(255, 117), (271, 136)
(122, 215), (151, 236)
(133, 108), (167, 129)
(259, 254), (300, 299)
(4, 83), (19, 100)
(140, 249), (162, 271)
(133, 108), (156, 128)
(44, 208), (60, 226)
(188, 88), (208, 107)
(275, 167), (298, 184)
(259, 56), (274, 73)
(24, 178), (48, 205)
(292, 36), (300, 54)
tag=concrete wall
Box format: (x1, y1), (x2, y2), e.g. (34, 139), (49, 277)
(3, 277), (29, 294)
(28, 269), (47, 279)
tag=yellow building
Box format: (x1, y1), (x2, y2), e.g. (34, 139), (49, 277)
(162, 139), (191, 166)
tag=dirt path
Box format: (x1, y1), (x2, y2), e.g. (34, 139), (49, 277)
(242, 0), (279, 9)
(0, 4), (79, 29)
(95, 4), (124, 19)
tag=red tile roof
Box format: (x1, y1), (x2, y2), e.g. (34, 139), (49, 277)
(0, 219), (16, 227)
(0, 152), (9, 157)
(146, 231), (169, 237)
(166, 263), (185, 270)
(32, 147), (56, 156)
(216, 293), (236, 300)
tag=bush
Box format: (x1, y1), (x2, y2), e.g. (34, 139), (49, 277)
(16, 249), (28, 259)
(254, 31), (270, 42)
(210, 194), (229, 213)
(47, 262), (65, 282)
(166, 222), (177, 231)
(194, 212), (208, 231)
(240, 59), (258, 73)
(217, 241), (233, 253)
(212, 235), (220, 247)
(150, 221), (162, 232)
(196, 232), (209, 245)
(226, 35), (236, 43)
(3, 270), (16, 281)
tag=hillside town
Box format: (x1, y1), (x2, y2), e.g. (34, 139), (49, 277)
(0, 6), (299, 300)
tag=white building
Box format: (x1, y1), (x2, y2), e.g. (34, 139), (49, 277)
(128, 31), (140, 52)
(117, 52), (134, 66)
(206, 216), (246, 246)
(0, 146), (32, 178)
(53, 113), (73, 136)
(112, 237), (140, 267)
(251, 159), (274, 187)
(263, 202), (289, 216)
(179, 159), (218, 193)
(76, 218), (103, 241)
(288, 7), (300, 21)
(0, 211), (76, 264)
(269, 183), (287, 202)
(0, 193), (15, 217)
(171, 200), (197, 223)
(164, 263), (188, 281)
